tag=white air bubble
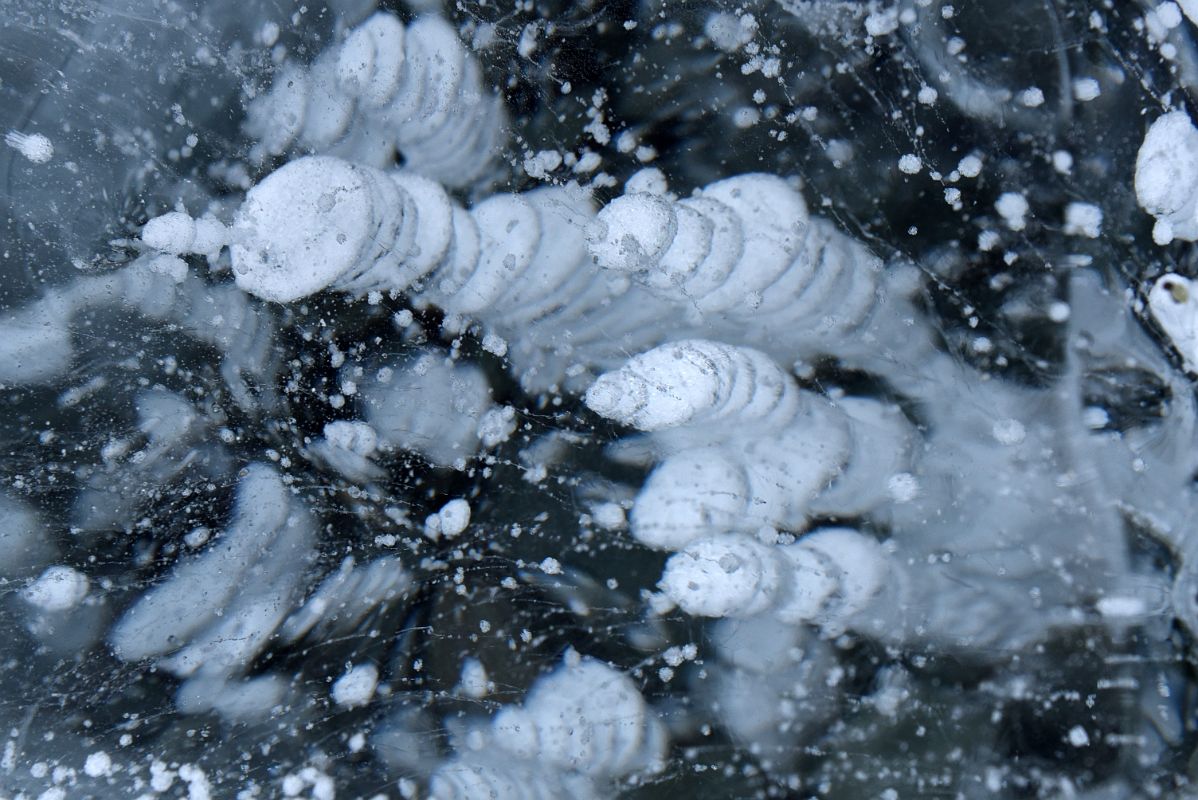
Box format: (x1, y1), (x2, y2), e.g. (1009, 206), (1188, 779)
(331, 663), (379, 709)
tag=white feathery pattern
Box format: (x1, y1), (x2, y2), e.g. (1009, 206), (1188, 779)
(245, 12), (506, 188)
(71, 389), (232, 533)
(0, 493), (56, 582)
(306, 420), (385, 482)
(587, 332), (1121, 652)
(490, 657), (667, 778)
(699, 616), (842, 762)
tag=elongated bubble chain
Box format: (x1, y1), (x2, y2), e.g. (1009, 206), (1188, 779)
(148, 154), (681, 390)
(245, 12), (506, 188)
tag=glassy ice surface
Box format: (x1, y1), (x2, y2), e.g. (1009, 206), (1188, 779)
(5, 0), (1198, 797)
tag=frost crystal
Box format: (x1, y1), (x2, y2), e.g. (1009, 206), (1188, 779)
(5, 130), (53, 163)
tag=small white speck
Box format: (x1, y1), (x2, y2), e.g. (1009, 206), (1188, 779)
(590, 502), (626, 530)
(865, 8), (899, 36)
(523, 149), (563, 179)
(260, 21), (280, 47)
(573, 150), (602, 173)
(183, 527), (211, 549)
(1157, 2), (1184, 29)
(635, 144), (657, 162)
(459, 658), (490, 698)
(1067, 725), (1090, 747)
(704, 11), (757, 52)
(540, 557), (562, 575)
(733, 107), (761, 128)
(1096, 596), (1147, 618)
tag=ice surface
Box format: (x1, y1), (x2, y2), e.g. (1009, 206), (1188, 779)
(5, 1), (1198, 797)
